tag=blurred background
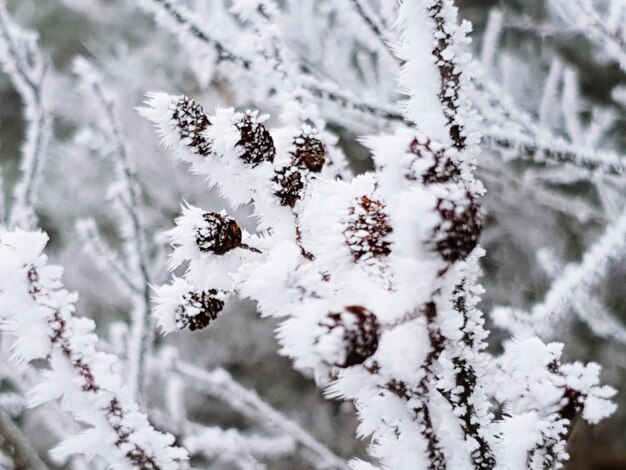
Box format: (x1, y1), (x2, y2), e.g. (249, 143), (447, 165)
(0, 0), (624, 468)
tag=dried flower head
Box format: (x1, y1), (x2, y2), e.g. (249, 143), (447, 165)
(175, 289), (226, 331)
(171, 96), (212, 156)
(316, 306), (381, 368)
(195, 212), (243, 255)
(344, 195), (392, 262)
(236, 113), (276, 166)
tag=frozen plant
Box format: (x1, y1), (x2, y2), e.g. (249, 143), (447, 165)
(140, 0), (617, 468)
(1, 0), (624, 468)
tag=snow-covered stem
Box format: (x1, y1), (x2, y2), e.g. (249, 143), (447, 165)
(472, 74), (626, 175)
(175, 361), (348, 469)
(0, 410), (49, 470)
(138, 0), (404, 126)
(74, 59), (154, 404)
(494, 205), (626, 339)
(0, 229), (187, 468)
(0, 1), (51, 230)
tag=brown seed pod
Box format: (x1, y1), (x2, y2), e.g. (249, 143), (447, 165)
(434, 191), (483, 263)
(317, 306), (381, 368)
(195, 212), (242, 255)
(236, 114), (276, 166)
(175, 289), (225, 331)
(344, 195), (392, 262)
(171, 96), (212, 156)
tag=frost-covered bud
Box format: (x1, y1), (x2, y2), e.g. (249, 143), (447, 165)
(175, 289), (227, 331)
(292, 134), (325, 173)
(434, 191), (483, 263)
(171, 96), (212, 156)
(273, 166), (304, 208)
(272, 130), (326, 207)
(195, 211), (243, 255)
(235, 112), (276, 166)
(408, 136), (460, 185)
(344, 196), (392, 262)
(315, 306), (381, 368)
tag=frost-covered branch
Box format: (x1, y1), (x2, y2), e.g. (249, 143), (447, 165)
(0, 229), (187, 468)
(493, 206), (626, 340)
(175, 361), (347, 469)
(0, 1), (51, 229)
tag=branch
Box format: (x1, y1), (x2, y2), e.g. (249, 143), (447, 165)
(0, 229), (188, 468)
(0, 1), (51, 230)
(493, 206), (626, 338)
(175, 361), (347, 469)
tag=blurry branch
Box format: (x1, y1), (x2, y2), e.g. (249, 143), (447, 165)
(76, 219), (142, 297)
(175, 360), (348, 469)
(138, 0), (405, 124)
(183, 423), (295, 469)
(0, 1), (51, 230)
(536, 249), (626, 344)
(548, 0), (626, 72)
(73, 58), (154, 405)
(347, 0), (398, 61)
(0, 411), (49, 470)
(0, 166), (5, 224)
(0, 393), (24, 417)
(493, 206), (626, 340)
(438, 69), (626, 176)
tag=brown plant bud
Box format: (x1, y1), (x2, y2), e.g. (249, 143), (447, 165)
(175, 289), (226, 331)
(317, 306), (381, 368)
(273, 166), (304, 208)
(434, 191), (483, 263)
(344, 195), (392, 262)
(195, 212), (242, 255)
(293, 134), (326, 173)
(236, 113), (276, 166)
(272, 131), (326, 207)
(171, 96), (212, 156)
(408, 136), (460, 185)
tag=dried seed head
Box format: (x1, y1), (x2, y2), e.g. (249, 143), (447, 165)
(434, 191), (483, 263)
(408, 136), (460, 185)
(175, 289), (226, 331)
(171, 96), (212, 156)
(273, 166), (304, 208)
(317, 306), (381, 368)
(195, 212), (242, 255)
(293, 134), (326, 173)
(344, 196), (392, 262)
(236, 113), (276, 166)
